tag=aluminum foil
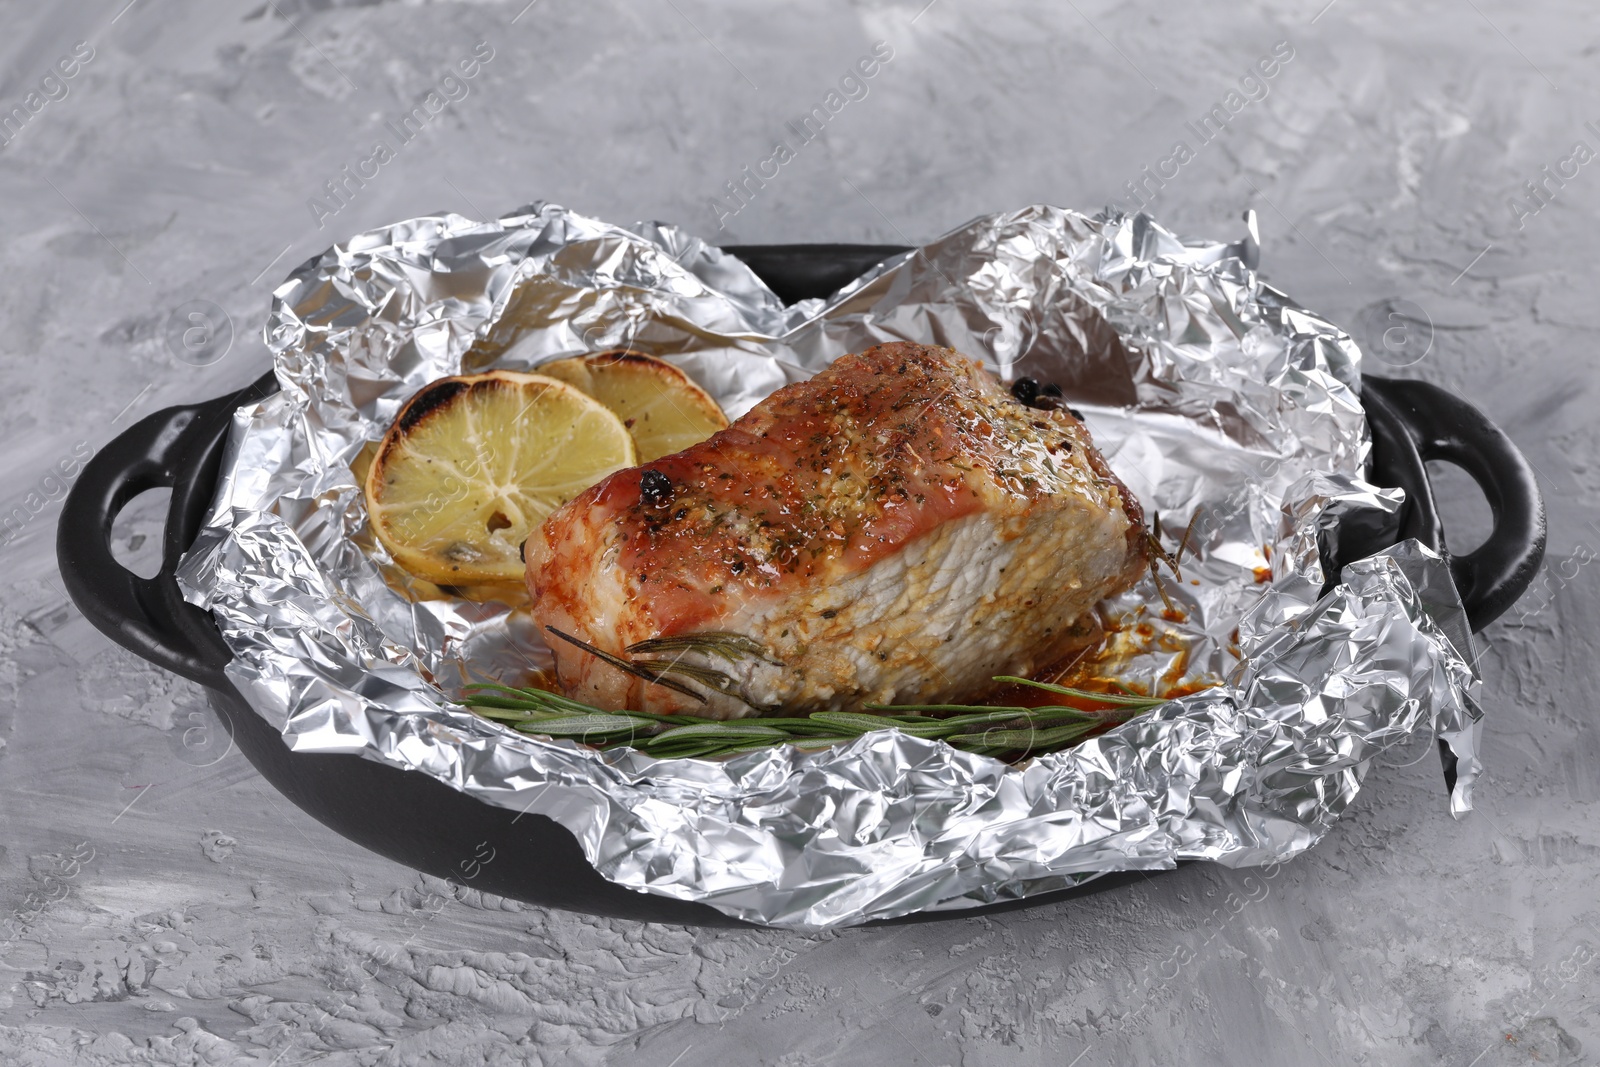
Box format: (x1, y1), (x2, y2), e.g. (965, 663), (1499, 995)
(177, 203), (1482, 929)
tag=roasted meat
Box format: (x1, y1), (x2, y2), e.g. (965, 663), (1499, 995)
(524, 342), (1149, 719)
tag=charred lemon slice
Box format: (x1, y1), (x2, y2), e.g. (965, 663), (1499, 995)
(535, 351), (728, 463)
(364, 370), (636, 585)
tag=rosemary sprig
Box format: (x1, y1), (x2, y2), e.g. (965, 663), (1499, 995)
(544, 626), (707, 704)
(549, 626), (779, 712)
(625, 631), (782, 665)
(456, 676), (1167, 763)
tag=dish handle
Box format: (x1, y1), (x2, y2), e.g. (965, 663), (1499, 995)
(56, 373), (276, 688)
(1362, 375), (1547, 631)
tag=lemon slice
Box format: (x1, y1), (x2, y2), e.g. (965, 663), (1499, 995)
(364, 370), (636, 585)
(536, 351), (728, 463)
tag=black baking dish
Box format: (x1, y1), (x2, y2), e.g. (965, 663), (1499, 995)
(57, 244), (1547, 927)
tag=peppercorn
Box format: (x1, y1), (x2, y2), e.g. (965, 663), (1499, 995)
(639, 469), (673, 507)
(1010, 377), (1040, 405)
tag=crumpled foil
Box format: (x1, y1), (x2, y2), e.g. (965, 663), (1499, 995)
(177, 203), (1482, 929)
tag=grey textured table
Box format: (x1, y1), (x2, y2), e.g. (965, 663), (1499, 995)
(2, 1), (1596, 1064)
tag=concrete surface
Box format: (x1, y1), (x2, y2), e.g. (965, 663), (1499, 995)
(1, 0), (1597, 1063)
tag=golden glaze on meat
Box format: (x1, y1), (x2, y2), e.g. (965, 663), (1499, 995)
(524, 342), (1148, 718)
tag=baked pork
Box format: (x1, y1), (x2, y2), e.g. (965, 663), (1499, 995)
(524, 342), (1148, 719)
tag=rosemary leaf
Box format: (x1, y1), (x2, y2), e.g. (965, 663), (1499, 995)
(626, 631), (781, 665)
(807, 713), (958, 740)
(990, 676), (1167, 707)
(917, 708), (1044, 727)
(645, 723), (790, 746)
(594, 707), (720, 727)
(632, 659), (737, 691)
(470, 705), (541, 721)
(742, 718), (863, 735)
(1009, 705), (1104, 723)
(514, 715), (656, 738)
(462, 684), (608, 715)
(807, 712), (916, 734)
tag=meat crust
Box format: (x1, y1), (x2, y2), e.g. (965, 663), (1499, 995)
(524, 342), (1148, 718)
